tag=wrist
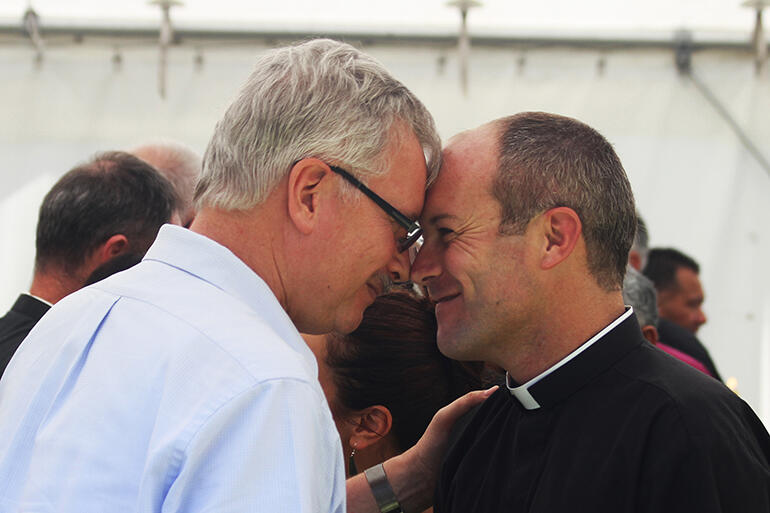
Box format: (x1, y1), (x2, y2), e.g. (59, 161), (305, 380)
(365, 463), (403, 513)
(379, 451), (434, 513)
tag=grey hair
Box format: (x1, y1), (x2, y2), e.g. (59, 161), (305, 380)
(195, 38), (441, 210)
(623, 266), (659, 328)
(493, 112), (636, 291)
(631, 212), (649, 268)
(132, 141), (201, 215)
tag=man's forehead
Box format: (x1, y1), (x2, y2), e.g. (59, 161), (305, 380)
(445, 127), (499, 179)
(419, 170), (494, 226)
(370, 125), (428, 221)
(388, 166), (426, 222)
(676, 267), (704, 292)
(420, 128), (498, 223)
(420, 174), (460, 224)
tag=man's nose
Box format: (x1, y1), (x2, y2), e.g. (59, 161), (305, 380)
(387, 247), (412, 283)
(409, 240), (440, 286)
(696, 308), (707, 327)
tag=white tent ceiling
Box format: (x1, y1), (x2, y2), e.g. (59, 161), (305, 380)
(0, 0), (763, 36)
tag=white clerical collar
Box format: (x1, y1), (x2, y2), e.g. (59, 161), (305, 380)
(506, 307), (635, 410)
(27, 294), (53, 307)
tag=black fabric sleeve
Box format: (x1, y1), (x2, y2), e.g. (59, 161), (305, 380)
(638, 401), (770, 512)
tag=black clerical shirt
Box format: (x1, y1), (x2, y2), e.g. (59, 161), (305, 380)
(436, 313), (770, 513)
(657, 318), (722, 381)
(0, 294), (50, 377)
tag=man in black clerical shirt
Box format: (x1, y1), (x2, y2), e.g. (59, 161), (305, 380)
(643, 246), (722, 379)
(0, 152), (178, 377)
(411, 112), (770, 513)
(627, 225), (722, 379)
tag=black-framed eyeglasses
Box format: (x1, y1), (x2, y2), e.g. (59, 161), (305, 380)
(328, 165), (422, 253)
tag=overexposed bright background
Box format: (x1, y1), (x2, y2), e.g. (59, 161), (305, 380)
(1, 1), (768, 428)
(0, 0), (763, 32)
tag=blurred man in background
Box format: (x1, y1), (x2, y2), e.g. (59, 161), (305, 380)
(0, 151), (178, 377)
(622, 266), (712, 376)
(132, 141), (201, 228)
(627, 213), (649, 271)
(643, 247), (721, 379)
(644, 247), (706, 333)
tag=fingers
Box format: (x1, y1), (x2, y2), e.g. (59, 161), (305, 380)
(432, 385), (499, 428)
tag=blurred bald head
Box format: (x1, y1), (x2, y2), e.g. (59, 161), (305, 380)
(132, 141), (201, 227)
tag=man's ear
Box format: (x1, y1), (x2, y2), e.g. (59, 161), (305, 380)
(94, 234), (129, 266)
(348, 405), (393, 450)
(540, 207), (582, 270)
(287, 159), (333, 235)
(628, 250), (643, 272)
(641, 325), (660, 345)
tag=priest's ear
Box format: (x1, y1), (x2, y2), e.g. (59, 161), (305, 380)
(348, 405), (393, 450)
(539, 207), (582, 271)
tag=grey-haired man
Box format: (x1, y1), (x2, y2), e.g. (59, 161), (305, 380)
(0, 39), (489, 513)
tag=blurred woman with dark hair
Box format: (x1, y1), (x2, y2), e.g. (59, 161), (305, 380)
(303, 292), (482, 483)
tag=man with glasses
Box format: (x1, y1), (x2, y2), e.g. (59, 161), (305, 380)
(0, 39), (490, 513)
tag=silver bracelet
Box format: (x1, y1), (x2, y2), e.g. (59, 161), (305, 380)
(364, 463), (404, 513)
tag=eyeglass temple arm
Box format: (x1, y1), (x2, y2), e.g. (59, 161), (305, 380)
(329, 166), (420, 232)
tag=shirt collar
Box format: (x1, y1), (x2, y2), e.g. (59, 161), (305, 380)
(506, 307), (641, 410)
(12, 294), (52, 319)
(141, 225), (316, 375)
(27, 294), (53, 307)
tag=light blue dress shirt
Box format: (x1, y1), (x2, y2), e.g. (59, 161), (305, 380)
(0, 225), (346, 513)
